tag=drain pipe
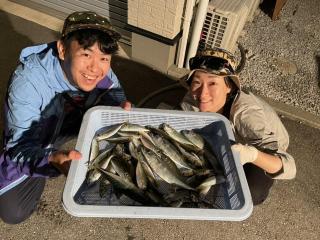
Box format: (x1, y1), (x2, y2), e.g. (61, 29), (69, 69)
(177, 0), (196, 68)
(185, 0), (210, 68)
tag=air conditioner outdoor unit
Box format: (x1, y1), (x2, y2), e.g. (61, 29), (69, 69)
(199, 0), (260, 53)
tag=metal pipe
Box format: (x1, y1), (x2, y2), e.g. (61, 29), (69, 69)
(185, 0), (210, 69)
(177, 0), (196, 68)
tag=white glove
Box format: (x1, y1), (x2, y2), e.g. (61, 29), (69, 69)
(231, 143), (259, 165)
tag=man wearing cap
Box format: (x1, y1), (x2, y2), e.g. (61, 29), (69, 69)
(0, 11), (130, 224)
(180, 48), (296, 205)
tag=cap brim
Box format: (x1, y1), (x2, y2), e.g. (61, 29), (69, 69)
(62, 24), (121, 40)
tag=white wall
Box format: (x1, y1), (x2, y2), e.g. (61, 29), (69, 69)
(128, 0), (185, 39)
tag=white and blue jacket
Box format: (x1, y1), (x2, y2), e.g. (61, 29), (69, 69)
(0, 42), (127, 195)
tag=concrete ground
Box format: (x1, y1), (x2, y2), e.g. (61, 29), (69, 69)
(0, 7), (319, 240)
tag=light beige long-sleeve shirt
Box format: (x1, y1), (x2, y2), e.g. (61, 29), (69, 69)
(180, 91), (296, 179)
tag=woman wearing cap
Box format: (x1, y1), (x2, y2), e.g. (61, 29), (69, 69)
(0, 11), (131, 224)
(180, 48), (296, 205)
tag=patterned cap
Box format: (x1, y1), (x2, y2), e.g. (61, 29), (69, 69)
(61, 11), (121, 40)
(193, 48), (238, 72)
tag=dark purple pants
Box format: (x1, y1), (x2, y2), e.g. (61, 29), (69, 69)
(0, 177), (45, 224)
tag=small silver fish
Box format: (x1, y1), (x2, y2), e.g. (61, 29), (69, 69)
(196, 176), (225, 195)
(173, 141), (204, 168)
(88, 147), (113, 170)
(141, 146), (195, 191)
(98, 168), (155, 205)
(105, 136), (136, 143)
(159, 123), (199, 152)
(136, 161), (148, 190)
(151, 133), (194, 170)
(88, 138), (99, 164)
(181, 130), (205, 150)
(87, 154), (114, 185)
(95, 123), (124, 141)
(110, 157), (132, 183)
(120, 122), (150, 132)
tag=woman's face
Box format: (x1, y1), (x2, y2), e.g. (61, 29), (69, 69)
(190, 71), (231, 113)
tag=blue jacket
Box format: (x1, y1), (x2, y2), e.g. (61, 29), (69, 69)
(0, 42), (127, 195)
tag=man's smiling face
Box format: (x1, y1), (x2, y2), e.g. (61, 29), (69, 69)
(57, 39), (111, 92)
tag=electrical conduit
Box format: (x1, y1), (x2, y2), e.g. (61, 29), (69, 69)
(185, 0), (210, 68)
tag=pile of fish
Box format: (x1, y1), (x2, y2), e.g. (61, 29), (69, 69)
(84, 122), (226, 208)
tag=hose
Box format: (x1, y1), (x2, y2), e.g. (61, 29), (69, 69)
(136, 82), (183, 108)
(235, 42), (246, 74)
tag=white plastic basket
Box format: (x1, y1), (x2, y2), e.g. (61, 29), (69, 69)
(63, 106), (252, 221)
